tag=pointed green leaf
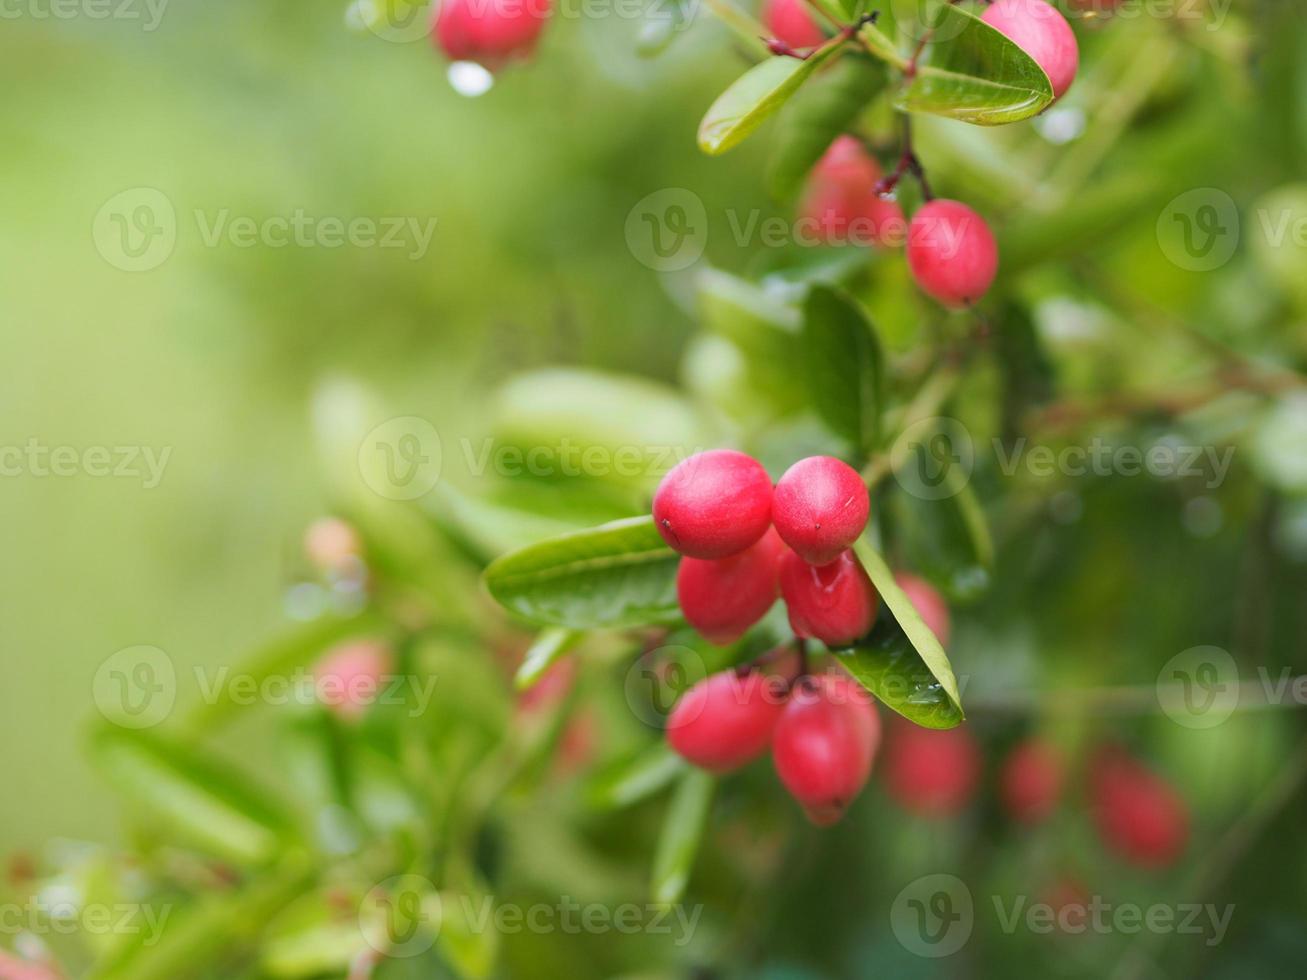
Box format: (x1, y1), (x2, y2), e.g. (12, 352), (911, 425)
(842, 539), (965, 727)
(699, 44), (846, 155)
(864, 5), (1054, 125)
(769, 56), (889, 201)
(515, 627), (584, 691)
(586, 741), (687, 810)
(801, 285), (886, 453)
(483, 516), (680, 629)
(650, 769), (714, 904)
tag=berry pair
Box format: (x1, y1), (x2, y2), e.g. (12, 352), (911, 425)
(653, 450), (877, 648)
(668, 664), (880, 825)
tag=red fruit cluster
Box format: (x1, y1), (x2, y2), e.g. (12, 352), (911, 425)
(1090, 747), (1189, 868)
(668, 664), (880, 825)
(654, 450), (877, 648)
(431, 0), (551, 71)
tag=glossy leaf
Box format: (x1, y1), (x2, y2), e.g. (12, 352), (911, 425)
(515, 627), (584, 691)
(862, 5), (1054, 125)
(699, 43), (846, 155)
(769, 56), (889, 202)
(843, 539), (965, 726)
(650, 768), (715, 904)
(801, 284), (886, 453)
(483, 516), (681, 629)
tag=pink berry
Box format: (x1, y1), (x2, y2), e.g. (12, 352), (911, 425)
(779, 549), (878, 648)
(666, 668), (789, 773)
(772, 456), (870, 565)
(677, 527), (786, 645)
(314, 640), (393, 722)
(906, 199), (999, 309)
(1000, 738), (1063, 824)
(882, 718), (981, 816)
(798, 137), (906, 248)
(894, 572), (951, 647)
(1090, 747), (1189, 868)
(653, 450), (773, 560)
(773, 673), (880, 825)
(432, 0), (551, 71)
(762, 0), (825, 50)
(982, 0), (1079, 100)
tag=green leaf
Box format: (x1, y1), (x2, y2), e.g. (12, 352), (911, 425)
(994, 301), (1056, 442)
(636, 0), (691, 58)
(699, 44), (846, 155)
(91, 727), (299, 865)
(887, 463), (993, 603)
(801, 284), (886, 453)
(650, 769), (714, 904)
(515, 627), (583, 691)
(866, 5), (1054, 125)
(843, 539), (965, 727)
(483, 516), (680, 629)
(769, 56), (889, 202)
(586, 741), (687, 810)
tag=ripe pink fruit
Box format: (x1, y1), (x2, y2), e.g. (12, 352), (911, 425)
(431, 0), (551, 71)
(779, 549), (878, 648)
(314, 640), (393, 722)
(1091, 748), (1189, 868)
(882, 719), (981, 816)
(772, 456), (870, 566)
(653, 449), (773, 560)
(666, 668), (789, 773)
(677, 527), (787, 645)
(798, 137), (906, 248)
(1000, 738), (1063, 824)
(773, 673), (880, 825)
(982, 0), (1079, 100)
(762, 0), (825, 49)
(894, 572), (951, 647)
(906, 199), (999, 309)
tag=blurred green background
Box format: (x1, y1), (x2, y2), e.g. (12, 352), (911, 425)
(4, 0), (1307, 977)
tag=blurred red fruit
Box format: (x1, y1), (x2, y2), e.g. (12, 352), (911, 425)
(1000, 738), (1063, 824)
(883, 719), (981, 816)
(762, 0), (825, 49)
(1091, 747), (1189, 868)
(314, 640), (393, 722)
(906, 199), (998, 308)
(773, 673), (880, 825)
(798, 136), (906, 248)
(432, 0), (551, 71)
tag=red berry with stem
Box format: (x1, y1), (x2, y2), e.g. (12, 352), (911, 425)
(779, 549), (878, 648)
(1000, 738), (1063, 824)
(762, 0), (825, 50)
(982, 0), (1079, 100)
(432, 0), (551, 71)
(798, 137), (906, 248)
(677, 527), (787, 645)
(906, 199), (999, 309)
(773, 673), (881, 825)
(1090, 747), (1189, 868)
(666, 667), (789, 773)
(772, 456), (870, 565)
(894, 572), (951, 647)
(653, 449), (773, 559)
(882, 718), (981, 816)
